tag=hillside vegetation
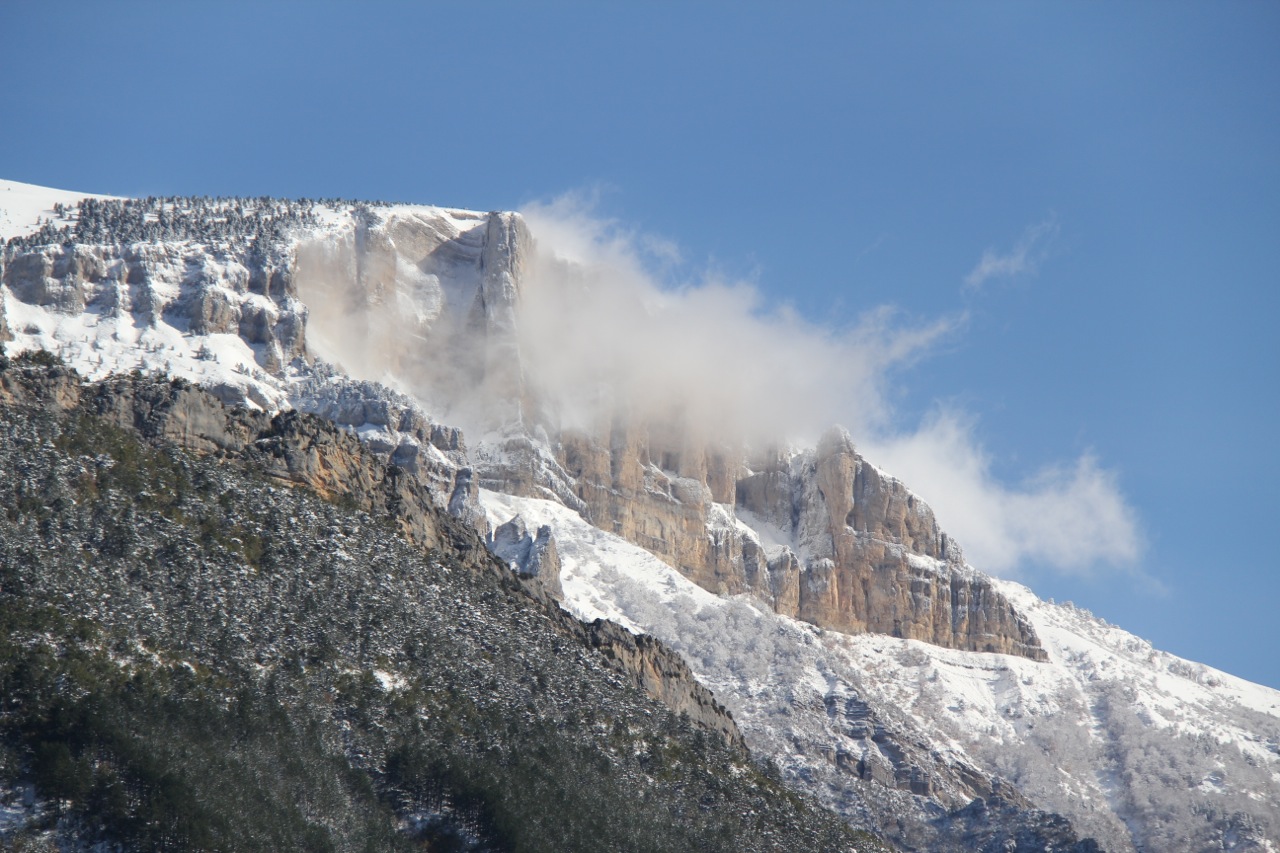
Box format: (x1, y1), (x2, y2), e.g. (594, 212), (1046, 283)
(0, 352), (889, 853)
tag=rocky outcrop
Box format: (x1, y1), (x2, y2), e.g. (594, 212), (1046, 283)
(82, 379), (477, 555)
(0, 360), (447, 551)
(433, 215), (1045, 660)
(488, 513), (562, 597)
(2, 245), (95, 312)
(290, 373), (489, 535)
(0, 353), (84, 409)
(581, 618), (743, 750)
(549, 419), (734, 587)
(2, 196), (1043, 661)
(484, 417), (1045, 660)
(734, 428), (1044, 658)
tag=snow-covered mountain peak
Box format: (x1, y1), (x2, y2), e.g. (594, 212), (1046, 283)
(5, 178), (1278, 851)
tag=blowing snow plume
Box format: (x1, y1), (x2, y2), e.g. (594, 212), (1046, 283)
(296, 194), (1143, 579)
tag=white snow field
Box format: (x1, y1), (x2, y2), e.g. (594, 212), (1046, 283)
(480, 489), (1280, 853)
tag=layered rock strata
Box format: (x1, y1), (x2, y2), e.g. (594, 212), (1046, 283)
(528, 420), (1046, 659)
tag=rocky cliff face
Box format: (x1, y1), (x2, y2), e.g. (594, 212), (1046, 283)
(734, 429), (1044, 658)
(481, 400), (1045, 660)
(529, 419), (1041, 657)
(2, 240), (305, 408)
(0, 200), (504, 537)
(369, 212), (1045, 660)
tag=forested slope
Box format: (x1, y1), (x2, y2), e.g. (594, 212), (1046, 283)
(0, 353), (888, 853)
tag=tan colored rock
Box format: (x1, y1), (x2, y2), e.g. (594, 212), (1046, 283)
(705, 445), (740, 505)
(484, 417), (1045, 660)
(384, 211), (1048, 659)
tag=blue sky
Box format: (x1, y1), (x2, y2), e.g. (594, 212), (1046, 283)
(2, 1), (1278, 687)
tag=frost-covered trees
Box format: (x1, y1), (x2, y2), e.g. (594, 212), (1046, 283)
(3, 193), (392, 258)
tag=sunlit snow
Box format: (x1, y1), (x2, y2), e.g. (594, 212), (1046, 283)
(480, 488), (1280, 852)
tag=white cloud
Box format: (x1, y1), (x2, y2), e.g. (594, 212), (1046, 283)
(864, 409), (1144, 577)
(964, 217), (1059, 290)
(518, 196), (960, 445)
(521, 197), (1143, 577)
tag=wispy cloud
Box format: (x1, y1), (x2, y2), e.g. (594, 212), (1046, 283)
(520, 197), (1141, 577)
(864, 410), (1145, 579)
(964, 217), (1059, 290)
(519, 195), (961, 444)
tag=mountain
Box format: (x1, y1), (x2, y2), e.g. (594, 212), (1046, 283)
(2, 178), (1277, 851)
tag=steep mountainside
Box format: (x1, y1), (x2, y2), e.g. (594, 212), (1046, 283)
(0, 355), (883, 852)
(3, 179), (1278, 851)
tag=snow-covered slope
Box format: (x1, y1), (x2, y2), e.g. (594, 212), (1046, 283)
(0, 178), (118, 241)
(839, 584), (1280, 852)
(480, 489), (1280, 852)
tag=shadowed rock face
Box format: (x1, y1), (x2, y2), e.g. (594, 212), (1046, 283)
(488, 513), (562, 597)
